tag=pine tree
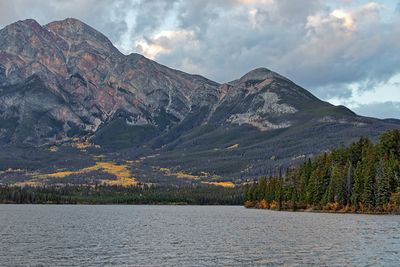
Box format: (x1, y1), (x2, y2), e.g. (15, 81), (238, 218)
(324, 174), (335, 205)
(300, 159), (313, 204)
(361, 147), (377, 209)
(387, 153), (400, 192)
(345, 161), (353, 206)
(376, 158), (391, 207)
(243, 184), (251, 202)
(352, 161), (364, 209)
(334, 164), (346, 205)
(310, 167), (324, 206)
(379, 129), (400, 158)
(258, 176), (267, 200)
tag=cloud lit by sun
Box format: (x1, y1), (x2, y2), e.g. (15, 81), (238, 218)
(331, 9), (355, 30)
(135, 29), (196, 59)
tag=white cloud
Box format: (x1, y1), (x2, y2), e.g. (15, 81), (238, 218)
(330, 9), (355, 30)
(134, 29), (197, 59)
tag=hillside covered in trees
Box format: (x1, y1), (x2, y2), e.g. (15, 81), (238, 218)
(244, 130), (400, 213)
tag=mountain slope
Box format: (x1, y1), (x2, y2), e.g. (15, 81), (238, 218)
(138, 68), (399, 179)
(0, 18), (399, 185)
(0, 18), (219, 145)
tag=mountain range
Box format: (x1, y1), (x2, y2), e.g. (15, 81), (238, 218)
(0, 18), (398, 186)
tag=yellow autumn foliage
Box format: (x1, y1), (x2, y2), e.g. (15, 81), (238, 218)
(270, 200), (278, 210)
(176, 172), (200, 180)
(159, 167), (226, 182)
(325, 202), (340, 211)
(203, 181), (235, 188)
(258, 199), (270, 209)
(159, 167), (200, 180)
(72, 140), (100, 151)
(95, 162), (137, 186)
(49, 146), (58, 152)
(32, 162), (137, 186)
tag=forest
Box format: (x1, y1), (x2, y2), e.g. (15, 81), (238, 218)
(0, 184), (243, 205)
(244, 129), (400, 213)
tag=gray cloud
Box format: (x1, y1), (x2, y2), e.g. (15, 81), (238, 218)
(0, 0), (130, 43)
(152, 0), (400, 99)
(353, 102), (400, 119)
(133, 1), (177, 35)
(274, 0), (323, 23)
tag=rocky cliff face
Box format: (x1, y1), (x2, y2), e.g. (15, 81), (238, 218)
(0, 18), (219, 144)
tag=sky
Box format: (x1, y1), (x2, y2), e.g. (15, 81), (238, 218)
(0, 0), (399, 119)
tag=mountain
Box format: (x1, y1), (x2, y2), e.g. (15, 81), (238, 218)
(0, 18), (219, 145)
(0, 18), (399, 186)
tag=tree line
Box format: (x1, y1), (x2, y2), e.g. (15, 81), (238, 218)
(244, 130), (400, 213)
(0, 184), (243, 205)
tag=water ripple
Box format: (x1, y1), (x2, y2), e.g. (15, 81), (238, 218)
(0, 205), (399, 266)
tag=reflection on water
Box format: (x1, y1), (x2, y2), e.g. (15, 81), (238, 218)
(0, 205), (399, 266)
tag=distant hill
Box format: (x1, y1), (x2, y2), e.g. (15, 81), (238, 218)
(0, 18), (399, 186)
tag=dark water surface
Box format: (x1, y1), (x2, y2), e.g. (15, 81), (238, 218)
(0, 205), (399, 266)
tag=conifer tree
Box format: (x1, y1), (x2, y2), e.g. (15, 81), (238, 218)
(310, 167), (324, 206)
(376, 158), (391, 207)
(362, 146), (377, 208)
(345, 162), (353, 205)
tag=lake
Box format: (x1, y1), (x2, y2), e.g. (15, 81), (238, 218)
(0, 205), (399, 266)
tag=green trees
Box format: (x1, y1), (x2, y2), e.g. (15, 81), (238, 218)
(345, 162), (352, 206)
(0, 184), (243, 205)
(309, 167), (324, 206)
(352, 160), (364, 208)
(246, 129), (400, 213)
(361, 146), (377, 209)
(376, 158), (391, 207)
(380, 130), (400, 158)
(325, 164), (346, 206)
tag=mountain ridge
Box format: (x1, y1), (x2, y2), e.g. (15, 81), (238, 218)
(0, 18), (399, 185)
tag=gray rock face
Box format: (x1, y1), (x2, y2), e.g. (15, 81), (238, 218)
(0, 19), (220, 144)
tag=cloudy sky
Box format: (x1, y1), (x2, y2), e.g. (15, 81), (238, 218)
(1, 0), (399, 119)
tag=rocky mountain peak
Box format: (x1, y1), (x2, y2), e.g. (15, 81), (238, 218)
(2, 19), (39, 31)
(47, 18), (106, 40)
(238, 67), (288, 84)
(0, 18), (51, 46)
(49, 17), (87, 28)
(46, 18), (120, 56)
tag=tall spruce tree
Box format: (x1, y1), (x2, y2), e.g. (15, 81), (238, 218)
(376, 158), (391, 207)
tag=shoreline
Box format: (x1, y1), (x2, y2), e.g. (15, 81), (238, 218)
(0, 202), (242, 206)
(1, 202), (398, 214)
(248, 207), (397, 215)
(244, 204), (400, 215)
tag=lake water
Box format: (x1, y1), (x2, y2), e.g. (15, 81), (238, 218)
(0, 205), (399, 266)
